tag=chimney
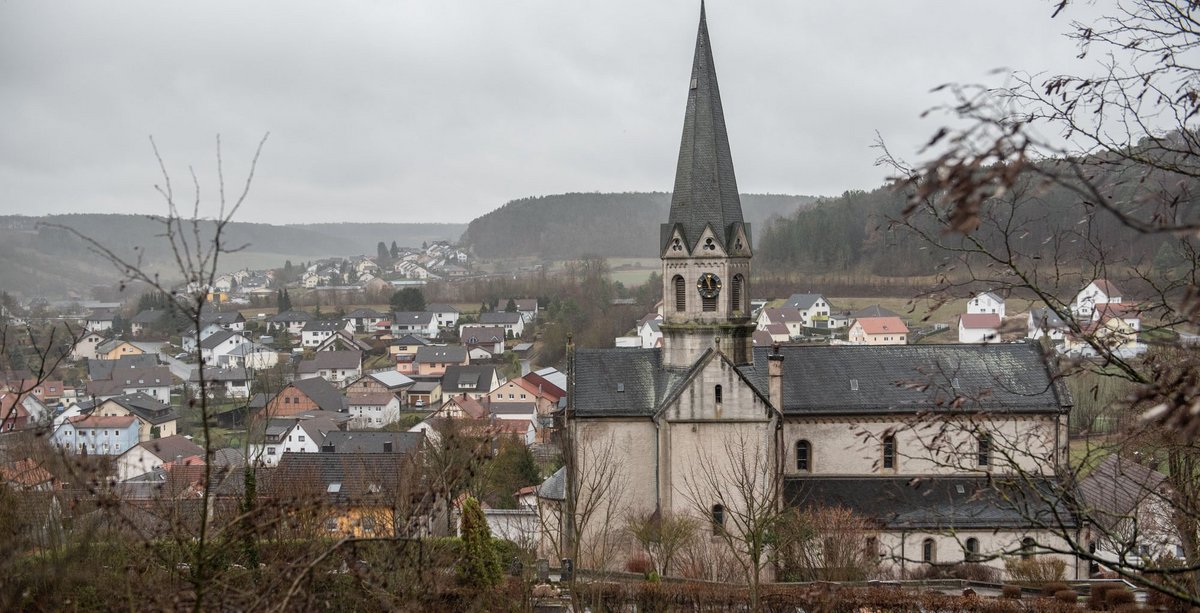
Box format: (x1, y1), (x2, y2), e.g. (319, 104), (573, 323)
(768, 344), (784, 410)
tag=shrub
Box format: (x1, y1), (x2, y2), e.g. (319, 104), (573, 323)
(1106, 587), (1135, 607)
(1001, 585), (1022, 599)
(1041, 582), (1071, 597)
(1146, 587), (1193, 613)
(1054, 589), (1078, 604)
(1006, 556), (1067, 584)
(1089, 583), (1114, 610)
(624, 553), (653, 575)
(457, 496), (502, 590)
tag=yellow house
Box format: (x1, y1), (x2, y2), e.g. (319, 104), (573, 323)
(90, 394), (179, 442)
(99, 339), (145, 360)
(1064, 315), (1139, 354)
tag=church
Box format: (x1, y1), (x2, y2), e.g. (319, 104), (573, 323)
(556, 4), (1084, 580)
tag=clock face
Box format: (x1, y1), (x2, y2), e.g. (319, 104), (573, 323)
(697, 273), (722, 298)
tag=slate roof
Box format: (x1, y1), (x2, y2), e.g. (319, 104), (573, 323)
(392, 334), (433, 347)
(302, 320), (345, 332)
(784, 476), (1077, 530)
(1078, 455), (1168, 532)
(189, 366), (250, 382)
(442, 365), (500, 394)
(393, 311), (435, 326)
(346, 308), (385, 319)
(290, 377), (348, 413)
(320, 431), (423, 454)
(850, 305), (900, 319)
(662, 3), (746, 252)
(461, 326), (506, 344)
(785, 293), (827, 310)
(1090, 279), (1122, 297)
(199, 330), (238, 350)
(425, 303), (459, 314)
(367, 371), (414, 390)
(537, 466), (566, 501)
(571, 348), (702, 417)
(414, 346), (467, 364)
(270, 452), (413, 505)
(297, 351), (362, 373)
(737, 344), (1068, 415)
(762, 308), (804, 325)
(408, 381), (441, 393)
(131, 309), (167, 325)
(85, 392), (179, 425)
(1029, 307), (1067, 330)
(269, 310), (313, 323)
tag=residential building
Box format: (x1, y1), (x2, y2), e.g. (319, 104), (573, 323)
(296, 351), (362, 386)
(783, 293), (832, 327)
(70, 331), (108, 362)
(345, 391), (401, 428)
(267, 310), (314, 335)
(79, 392), (179, 442)
(1027, 307), (1068, 341)
(265, 377), (347, 418)
(301, 320), (352, 348)
(53, 414), (140, 456)
(199, 330), (250, 364)
(345, 308), (388, 333)
(426, 303), (461, 329)
(189, 366), (252, 398)
(756, 308), (805, 337)
(847, 316), (908, 345)
(958, 313), (1002, 344)
(460, 325), (506, 355)
(474, 312), (525, 337)
(251, 413), (343, 466)
(440, 365), (505, 400)
(116, 435), (205, 481)
(1072, 279), (1123, 317)
(406, 346), (469, 377)
(86, 363), (172, 403)
(84, 308), (119, 333)
(392, 311), (439, 337)
(967, 291), (1006, 318)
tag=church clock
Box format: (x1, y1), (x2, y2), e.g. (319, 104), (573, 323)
(696, 272), (722, 298)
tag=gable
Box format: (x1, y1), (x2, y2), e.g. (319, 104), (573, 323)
(659, 352), (771, 422)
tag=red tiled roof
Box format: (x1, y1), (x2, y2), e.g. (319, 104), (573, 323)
(69, 414), (137, 428)
(854, 316), (909, 335)
(959, 313), (1001, 329)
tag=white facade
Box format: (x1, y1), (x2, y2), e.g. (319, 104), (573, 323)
(1073, 280), (1121, 317)
(967, 292), (1006, 318)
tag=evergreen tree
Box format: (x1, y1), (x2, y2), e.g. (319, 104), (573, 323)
(376, 241), (389, 262)
(389, 288), (425, 312)
(457, 496), (502, 590)
(389, 241), (399, 259)
(504, 299), (517, 313)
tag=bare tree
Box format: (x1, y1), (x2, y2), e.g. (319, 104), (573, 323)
(624, 509), (698, 577)
(678, 432), (782, 612)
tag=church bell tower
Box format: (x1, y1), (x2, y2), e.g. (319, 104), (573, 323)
(660, 2), (755, 368)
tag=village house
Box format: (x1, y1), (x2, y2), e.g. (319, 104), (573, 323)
(345, 308), (387, 333)
(314, 330), (372, 353)
(0, 392), (52, 432)
(967, 291), (1006, 318)
(84, 307), (119, 333)
(345, 390), (401, 428)
(847, 316), (908, 345)
(70, 331), (108, 362)
(267, 310), (314, 335)
(181, 322), (227, 353)
(391, 311), (440, 337)
(85, 362), (173, 403)
(344, 370), (414, 405)
(320, 431), (423, 455)
(189, 366), (252, 399)
(756, 307), (805, 338)
(250, 413), (344, 466)
(97, 339), (145, 361)
(507, 298), (539, 323)
(301, 320), (353, 348)
(200, 308), (246, 332)
(426, 303), (461, 329)
(52, 414), (140, 456)
(264, 377), (347, 418)
(296, 351), (363, 387)
(958, 313), (1002, 344)
(1063, 314), (1142, 358)
(487, 374), (564, 416)
(218, 341), (280, 370)
(405, 381), (441, 409)
(115, 434), (205, 481)
(1080, 455), (1186, 569)
(130, 309), (167, 338)
(1072, 279), (1122, 317)
(440, 365), (505, 400)
(405, 346), (469, 377)
(1027, 307), (1068, 341)
(76, 392), (179, 442)
(474, 312), (525, 337)
(460, 325), (506, 355)
(783, 293), (832, 327)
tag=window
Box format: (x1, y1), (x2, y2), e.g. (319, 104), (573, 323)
(882, 435), (896, 470)
(922, 538), (936, 563)
(796, 440), (811, 472)
(702, 294), (717, 312)
(1020, 537), (1035, 560)
(731, 274), (745, 313)
(299, 435), (306, 442)
(865, 536), (879, 559)
(714, 384), (723, 405)
(965, 537), (980, 562)
(361, 517), (375, 532)
(267, 447), (277, 455)
(977, 434), (991, 467)
(711, 504), (725, 534)
(325, 519), (338, 532)
(673, 275), (686, 312)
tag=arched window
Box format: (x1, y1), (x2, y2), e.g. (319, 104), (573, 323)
(673, 275), (686, 312)
(796, 440), (811, 472)
(714, 384), (723, 405)
(977, 434), (991, 467)
(711, 504), (725, 534)
(1020, 537), (1036, 559)
(882, 434), (896, 470)
(965, 537), (980, 562)
(922, 538), (936, 563)
(731, 274), (745, 314)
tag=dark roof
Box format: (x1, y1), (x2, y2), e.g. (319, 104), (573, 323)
(425, 303), (459, 314)
(441, 365), (499, 393)
(297, 351), (362, 373)
(414, 346), (467, 364)
(738, 344), (1068, 415)
(393, 311), (435, 325)
(270, 452), (413, 505)
(269, 310), (313, 323)
(460, 326), (506, 343)
(89, 392), (178, 425)
(346, 308), (385, 319)
(87, 307), (119, 321)
(199, 330), (238, 350)
(290, 377), (348, 412)
(661, 3), (747, 254)
(1030, 307), (1067, 330)
(320, 431), (423, 454)
(87, 365), (172, 395)
(392, 334), (433, 346)
(189, 366), (250, 382)
(201, 311), (244, 325)
(408, 381), (441, 393)
(302, 320), (345, 332)
(1078, 455), (1168, 532)
(131, 309), (167, 325)
(850, 304), (900, 319)
(537, 467), (566, 501)
(786, 476), (1077, 530)
(134, 435), (205, 462)
(785, 293), (827, 310)
(478, 312), (521, 325)
(572, 348), (700, 417)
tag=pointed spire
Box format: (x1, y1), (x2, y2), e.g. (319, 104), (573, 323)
(663, 2), (746, 253)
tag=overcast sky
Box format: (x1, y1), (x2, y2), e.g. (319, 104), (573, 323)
(0, 1), (1096, 224)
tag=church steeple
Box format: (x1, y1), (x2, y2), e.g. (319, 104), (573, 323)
(660, 2), (755, 369)
(661, 1), (750, 256)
